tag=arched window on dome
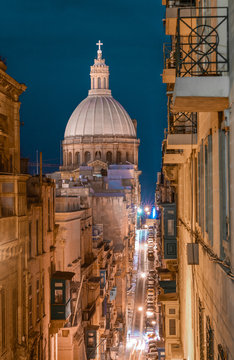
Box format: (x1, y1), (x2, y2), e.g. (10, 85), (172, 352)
(126, 152), (129, 162)
(106, 151), (112, 164)
(75, 152), (80, 166)
(63, 152), (67, 166)
(95, 151), (101, 160)
(98, 77), (101, 89)
(104, 78), (106, 89)
(68, 152), (72, 165)
(84, 151), (91, 164)
(116, 151), (121, 164)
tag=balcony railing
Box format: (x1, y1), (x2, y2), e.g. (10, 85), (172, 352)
(168, 97), (197, 134)
(166, 0), (195, 7)
(176, 7), (229, 77)
(163, 42), (176, 70)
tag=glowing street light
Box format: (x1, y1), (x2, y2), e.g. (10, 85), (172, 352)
(137, 207), (143, 214)
(146, 311), (154, 317)
(144, 206), (149, 212)
(138, 306), (143, 312)
(141, 272), (146, 278)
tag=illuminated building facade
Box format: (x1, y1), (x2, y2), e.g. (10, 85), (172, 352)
(48, 42), (141, 359)
(158, 0), (234, 359)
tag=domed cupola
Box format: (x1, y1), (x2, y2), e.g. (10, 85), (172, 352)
(62, 42), (139, 169)
(64, 41), (136, 139)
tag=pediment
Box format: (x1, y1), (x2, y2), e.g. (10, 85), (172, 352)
(88, 159), (107, 169)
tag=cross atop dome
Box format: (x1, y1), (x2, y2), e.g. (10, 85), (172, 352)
(96, 40), (103, 51)
(96, 40), (103, 60)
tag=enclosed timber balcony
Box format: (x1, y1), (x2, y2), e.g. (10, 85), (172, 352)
(173, 7), (229, 112)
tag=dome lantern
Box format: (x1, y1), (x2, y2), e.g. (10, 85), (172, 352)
(89, 40), (111, 96)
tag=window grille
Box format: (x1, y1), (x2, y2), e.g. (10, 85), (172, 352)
(206, 316), (214, 360)
(199, 299), (204, 360)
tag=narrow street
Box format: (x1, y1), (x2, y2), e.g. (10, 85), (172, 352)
(120, 227), (159, 360)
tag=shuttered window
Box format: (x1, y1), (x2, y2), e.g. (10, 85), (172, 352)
(207, 135), (213, 244)
(219, 130), (230, 257)
(169, 318), (176, 335)
(200, 142), (204, 233)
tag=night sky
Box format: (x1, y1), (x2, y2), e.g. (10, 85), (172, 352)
(0, 0), (167, 202)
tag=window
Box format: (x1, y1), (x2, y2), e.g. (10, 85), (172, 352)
(106, 151), (112, 163)
(169, 308), (175, 314)
(1, 289), (6, 353)
(36, 219), (39, 255)
(12, 288), (17, 340)
(219, 129), (230, 251)
(207, 135), (213, 244)
(205, 144), (208, 233)
(63, 152), (67, 166)
(48, 198), (51, 232)
(36, 279), (40, 321)
(167, 219), (174, 236)
(95, 151), (101, 160)
(199, 299), (204, 360)
(84, 151), (91, 164)
(0, 196), (14, 217)
(98, 77), (101, 89)
(169, 318), (176, 335)
(29, 222), (32, 258)
(75, 152), (80, 166)
(116, 151), (121, 164)
(68, 152), (72, 165)
(206, 316), (214, 360)
(42, 275), (45, 316)
(29, 284), (33, 329)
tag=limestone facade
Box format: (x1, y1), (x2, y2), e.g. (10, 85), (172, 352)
(159, 1), (234, 359)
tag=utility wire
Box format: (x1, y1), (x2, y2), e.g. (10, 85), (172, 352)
(179, 218), (234, 280)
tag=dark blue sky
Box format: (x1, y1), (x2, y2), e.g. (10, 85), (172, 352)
(0, 0), (167, 202)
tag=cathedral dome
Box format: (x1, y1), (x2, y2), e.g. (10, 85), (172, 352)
(64, 95), (136, 138)
(64, 41), (136, 139)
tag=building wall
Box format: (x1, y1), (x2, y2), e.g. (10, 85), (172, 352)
(161, 1), (234, 359)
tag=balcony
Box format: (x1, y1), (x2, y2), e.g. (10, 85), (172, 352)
(163, 149), (185, 165)
(164, 1), (196, 36)
(166, 96), (197, 149)
(82, 302), (96, 322)
(162, 43), (176, 84)
(173, 7), (229, 112)
(50, 271), (75, 334)
(163, 0), (196, 7)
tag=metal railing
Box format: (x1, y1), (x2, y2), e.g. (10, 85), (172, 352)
(166, 0), (195, 7)
(163, 42), (176, 69)
(168, 97), (197, 134)
(176, 7), (229, 76)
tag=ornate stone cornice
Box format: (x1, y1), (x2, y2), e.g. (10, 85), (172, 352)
(0, 69), (27, 101)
